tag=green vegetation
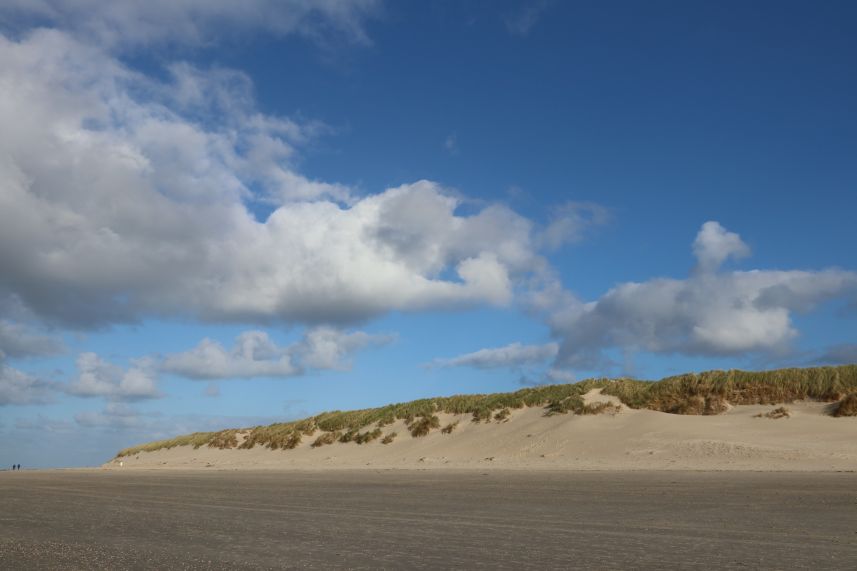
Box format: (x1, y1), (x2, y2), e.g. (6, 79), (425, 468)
(354, 428), (384, 444)
(599, 366), (857, 413)
(116, 365), (857, 457)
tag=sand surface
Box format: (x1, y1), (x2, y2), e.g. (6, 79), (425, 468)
(106, 390), (857, 472)
(3, 470), (857, 569)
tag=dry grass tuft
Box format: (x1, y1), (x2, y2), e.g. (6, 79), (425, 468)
(832, 393), (857, 417)
(409, 415), (441, 437)
(381, 432), (397, 444)
(207, 429), (239, 449)
(310, 432), (340, 448)
(754, 406), (790, 419)
(471, 408), (494, 423)
(441, 421), (459, 434)
(544, 395), (584, 416)
(493, 408), (511, 422)
(354, 428), (383, 444)
(581, 402), (622, 415)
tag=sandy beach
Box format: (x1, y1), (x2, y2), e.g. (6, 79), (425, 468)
(3, 469), (857, 569)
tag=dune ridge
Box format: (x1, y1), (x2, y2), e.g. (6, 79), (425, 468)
(105, 365), (857, 472)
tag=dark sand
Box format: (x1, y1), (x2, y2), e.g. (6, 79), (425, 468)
(1, 470), (856, 569)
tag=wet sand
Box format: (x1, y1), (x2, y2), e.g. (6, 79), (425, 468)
(2, 470), (856, 569)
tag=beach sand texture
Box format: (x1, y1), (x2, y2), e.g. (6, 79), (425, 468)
(106, 390), (857, 472)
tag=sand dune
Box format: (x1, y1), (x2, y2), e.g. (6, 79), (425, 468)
(104, 390), (857, 472)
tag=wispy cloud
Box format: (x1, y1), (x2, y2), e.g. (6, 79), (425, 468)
(504, 0), (553, 38)
(444, 133), (459, 155)
(0, 0), (382, 51)
(432, 342), (558, 369)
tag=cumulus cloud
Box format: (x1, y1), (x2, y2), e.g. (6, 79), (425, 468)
(692, 221), (751, 273)
(296, 327), (395, 371)
(163, 328), (393, 380)
(433, 342), (558, 369)
(162, 331), (298, 380)
(0, 358), (57, 405)
(67, 353), (161, 401)
(545, 222), (857, 368)
(0, 0), (381, 50)
(0, 320), (64, 359)
(0, 30), (564, 330)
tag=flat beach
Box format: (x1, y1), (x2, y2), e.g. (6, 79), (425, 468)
(2, 470), (856, 569)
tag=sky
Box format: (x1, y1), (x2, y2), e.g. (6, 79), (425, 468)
(1, 0), (855, 468)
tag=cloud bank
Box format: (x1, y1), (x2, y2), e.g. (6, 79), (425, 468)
(542, 222), (857, 368)
(163, 328), (393, 380)
(0, 29), (565, 331)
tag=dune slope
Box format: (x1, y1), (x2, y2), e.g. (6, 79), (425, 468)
(106, 387), (857, 472)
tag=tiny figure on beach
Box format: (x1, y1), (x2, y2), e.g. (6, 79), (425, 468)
(17, 464), (21, 470)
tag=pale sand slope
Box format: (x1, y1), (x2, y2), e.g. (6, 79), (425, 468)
(105, 390), (857, 472)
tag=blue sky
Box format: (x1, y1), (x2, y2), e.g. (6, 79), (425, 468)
(1, 0), (855, 468)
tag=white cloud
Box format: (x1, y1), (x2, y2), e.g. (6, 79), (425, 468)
(537, 202), (610, 250)
(0, 359), (56, 405)
(68, 353), (161, 401)
(692, 220), (751, 273)
(296, 327), (395, 371)
(74, 402), (160, 429)
(162, 327), (393, 380)
(433, 342), (558, 369)
(0, 320), (64, 359)
(0, 31), (562, 330)
(1, 0), (381, 51)
(162, 331), (299, 380)
(544, 222), (857, 367)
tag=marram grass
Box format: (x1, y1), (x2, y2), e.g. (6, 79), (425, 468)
(116, 365), (857, 458)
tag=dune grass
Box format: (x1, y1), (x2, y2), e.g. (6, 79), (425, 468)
(832, 393), (857, 417)
(441, 421), (459, 434)
(115, 365), (857, 457)
(582, 402), (622, 415)
(408, 415), (441, 437)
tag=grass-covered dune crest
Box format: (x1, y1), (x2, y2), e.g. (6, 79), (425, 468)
(116, 365), (857, 458)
